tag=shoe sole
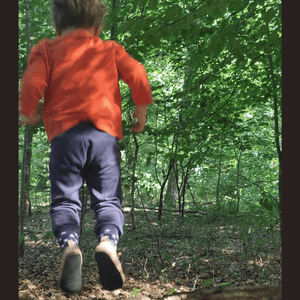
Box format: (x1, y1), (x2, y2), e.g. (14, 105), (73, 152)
(95, 250), (124, 291)
(59, 253), (83, 294)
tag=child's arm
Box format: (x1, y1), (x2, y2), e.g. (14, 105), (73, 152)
(114, 42), (153, 133)
(19, 101), (43, 126)
(19, 40), (47, 126)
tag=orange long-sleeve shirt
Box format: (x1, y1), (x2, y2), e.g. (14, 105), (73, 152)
(19, 29), (153, 142)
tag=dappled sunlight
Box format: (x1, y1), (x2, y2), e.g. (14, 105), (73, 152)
(221, 248), (236, 255)
(19, 204), (282, 299)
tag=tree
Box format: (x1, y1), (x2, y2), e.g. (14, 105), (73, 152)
(19, 0), (55, 256)
(18, 0), (281, 255)
(19, 0), (34, 258)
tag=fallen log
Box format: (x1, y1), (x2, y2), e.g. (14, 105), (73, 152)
(123, 206), (208, 215)
(160, 285), (282, 300)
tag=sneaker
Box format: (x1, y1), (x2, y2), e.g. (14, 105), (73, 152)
(58, 240), (83, 294)
(94, 236), (125, 291)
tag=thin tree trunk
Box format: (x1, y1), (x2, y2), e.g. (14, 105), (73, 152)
(137, 188), (165, 269)
(24, 0), (33, 217)
(265, 17), (282, 232)
(181, 173), (189, 222)
(158, 157), (175, 221)
(179, 157), (192, 221)
(19, 0), (33, 257)
(187, 181), (197, 207)
(236, 152), (242, 213)
(174, 163), (182, 212)
(164, 168), (177, 206)
(216, 149), (222, 205)
(201, 179), (208, 201)
(19, 126), (33, 257)
(130, 133), (139, 230)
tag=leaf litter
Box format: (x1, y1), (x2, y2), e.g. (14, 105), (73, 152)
(19, 206), (281, 299)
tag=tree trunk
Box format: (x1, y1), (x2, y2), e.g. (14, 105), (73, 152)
(232, 137), (243, 214)
(216, 149), (222, 204)
(130, 133), (139, 230)
(236, 152), (242, 213)
(158, 157), (175, 221)
(19, 0), (35, 257)
(265, 15), (282, 236)
(187, 181), (197, 207)
(124, 206), (207, 215)
(181, 172), (188, 221)
(19, 126), (33, 257)
(164, 168), (177, 206)
(174, 163), (182, 213)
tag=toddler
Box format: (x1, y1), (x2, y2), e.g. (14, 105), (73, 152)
(19, 0), (153, 294)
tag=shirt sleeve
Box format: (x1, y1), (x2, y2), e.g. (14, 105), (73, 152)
(114, 42), (153, 106)
(19, 39), (48, 118)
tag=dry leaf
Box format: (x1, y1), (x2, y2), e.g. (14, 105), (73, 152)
(28, 284), (37, 290)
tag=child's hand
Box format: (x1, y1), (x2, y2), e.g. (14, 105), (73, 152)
(130, 105), (148, 134)
(19, 102), (43, 126)
(19, 113), (42, 126)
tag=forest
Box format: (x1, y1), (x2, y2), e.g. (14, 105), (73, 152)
(18, 0), (282, 299)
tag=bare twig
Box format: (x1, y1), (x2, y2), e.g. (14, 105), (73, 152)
(137, 186), (165, 269)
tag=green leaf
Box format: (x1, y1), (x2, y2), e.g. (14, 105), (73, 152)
(258, 25), (268, 38)
(166, 288), (176, 295)
(43, 230), (54, 240)
(29, 232), (39, 242)
(228, 1), (244, 12)
(148, 0), (158, 10)
(186, 13), (194, 25)
(138, 46), (148, 54)
(264, 44), (272, 54)
(164, 6), (178, 22)
(150, 37), (161, 47)
(131, 288), (141, 297)
(151, 85), (164, 92)
(19, 235), (25, 245)
(267, 31), (280, 45)
(118, 21), (132, 34)
(139, 0), (148, 7)
(219, 282), (231, 286)
(264, 8), (276, 23)
(130, 24), (139, 37)
(202, 278), (213, 287)
(175, 154), (188, 163)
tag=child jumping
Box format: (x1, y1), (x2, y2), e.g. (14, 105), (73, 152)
(19, 0), (153, 294)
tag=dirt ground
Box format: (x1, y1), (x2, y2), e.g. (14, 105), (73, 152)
(18, 206), (281, 299)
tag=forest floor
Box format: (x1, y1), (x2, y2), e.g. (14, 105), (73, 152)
(18, 205), (282, 299)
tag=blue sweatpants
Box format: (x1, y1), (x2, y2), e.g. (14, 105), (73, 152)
(49, 122), (124, 250)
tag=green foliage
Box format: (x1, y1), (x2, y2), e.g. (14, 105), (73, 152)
(262, 270), (270, 285)
(166, 288), (176, 295)
(29, 232), (39, 243)
(131, 288), (141, 297)
(202, 278), (213, 287)
(219, 282), (231, 286)
(19, 235), (25, 246)
(43, 230), (54, 243)
(19, 0), (281, 257)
